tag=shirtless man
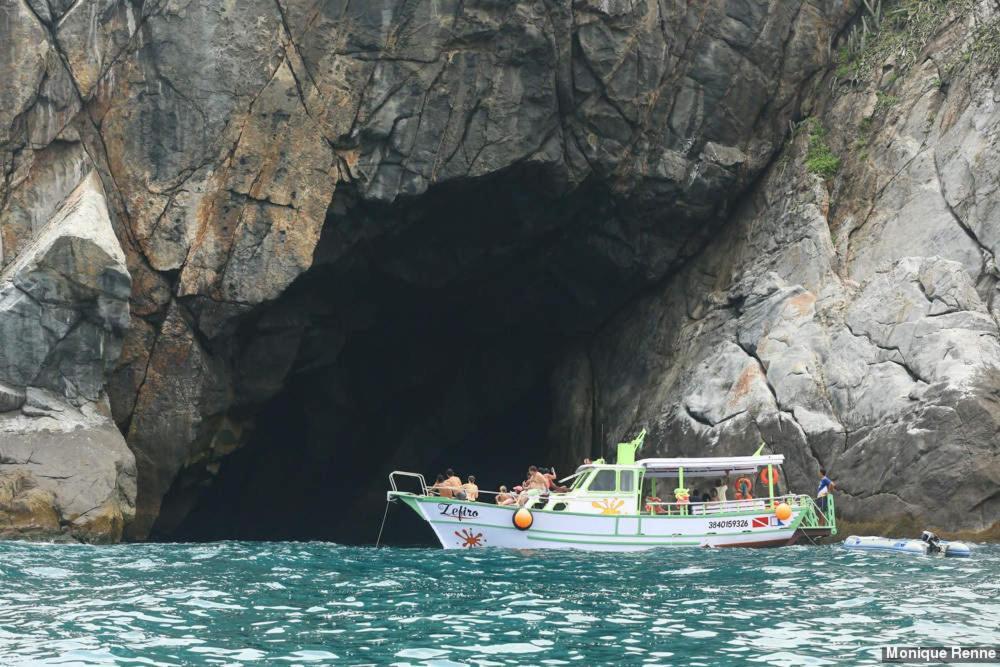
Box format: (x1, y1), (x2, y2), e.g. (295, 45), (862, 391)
(442, 468), (465, 499)
(431, 474), (450, 498)
(518, 466), (548, 505)
(462, 475), (479, 502)
(525, 466), (547, 490)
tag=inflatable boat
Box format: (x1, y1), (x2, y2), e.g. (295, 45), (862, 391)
(843, 532), (971, 558)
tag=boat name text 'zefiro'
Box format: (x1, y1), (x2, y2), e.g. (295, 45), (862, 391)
(438, 504), (479, 521)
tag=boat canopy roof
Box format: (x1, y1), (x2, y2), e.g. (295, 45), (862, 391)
(563, 454), (786, 483)
(636, 455), (784, 478)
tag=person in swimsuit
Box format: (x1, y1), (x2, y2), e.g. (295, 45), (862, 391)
(431, 474), (448, 497)
(444, 468), (465, 500)
(518, 466), (548, 505)
(496, 486), (515, 505)
(462, 475), (479, 502)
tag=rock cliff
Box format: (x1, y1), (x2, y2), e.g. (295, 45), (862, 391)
(0, 0), (997, 541)
(0, 172), (135, 541)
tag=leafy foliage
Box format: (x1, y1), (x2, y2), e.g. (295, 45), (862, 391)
(803, 119), (841, 178)
(835, 0), (973, 84)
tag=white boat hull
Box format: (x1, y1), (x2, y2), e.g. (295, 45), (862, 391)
(396, 495), (806, 551)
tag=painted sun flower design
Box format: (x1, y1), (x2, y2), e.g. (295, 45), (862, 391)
(592, 498), (625, 515)
(455, 528), (485, 548)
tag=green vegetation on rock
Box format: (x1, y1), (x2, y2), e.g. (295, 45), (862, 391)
(968, 13), (1000, 71)
(804, 119), (841, 178)
(836, 0), (970, 84)
(874, 91), (900, 115)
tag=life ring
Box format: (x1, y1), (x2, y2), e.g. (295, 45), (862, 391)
(760, 467), (780, 485)
(734, 477), (753, 499)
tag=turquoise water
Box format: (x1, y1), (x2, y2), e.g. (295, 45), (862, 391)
(0, 542), (998, 666)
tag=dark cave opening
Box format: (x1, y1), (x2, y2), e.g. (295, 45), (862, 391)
(164, 166), (705, 544)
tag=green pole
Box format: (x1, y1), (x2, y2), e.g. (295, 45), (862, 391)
(678, 467), (685, 516)
(767, 464), (775, 505)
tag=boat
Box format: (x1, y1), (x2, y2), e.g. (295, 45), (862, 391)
(385, 432), (836, 551)
(842, 533), (972, 558)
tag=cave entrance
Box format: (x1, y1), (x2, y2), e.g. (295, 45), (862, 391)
(164, 166), (683, 544)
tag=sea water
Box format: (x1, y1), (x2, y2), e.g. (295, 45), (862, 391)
(0, 541), (997, 666)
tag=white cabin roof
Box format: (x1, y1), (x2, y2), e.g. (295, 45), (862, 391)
(636, 455), (784, 476)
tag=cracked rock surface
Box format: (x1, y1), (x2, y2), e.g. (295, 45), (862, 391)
(561, 3), (1000, 534)
(0, 172), (135, 542)
(1, 0), (998, 540)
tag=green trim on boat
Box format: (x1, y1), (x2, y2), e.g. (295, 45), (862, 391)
(413, 495), (812, 522)
(527, 534), (702, 546)
(426, 519), (800, 539)
(616, 429), (646, 465)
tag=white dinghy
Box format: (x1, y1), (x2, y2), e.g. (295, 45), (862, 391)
(842, 532), (971, 558)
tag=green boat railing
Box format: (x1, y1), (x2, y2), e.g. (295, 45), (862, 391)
(797, 494), (837, 534)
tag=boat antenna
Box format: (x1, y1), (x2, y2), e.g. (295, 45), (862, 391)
(753, 440), (767, 456)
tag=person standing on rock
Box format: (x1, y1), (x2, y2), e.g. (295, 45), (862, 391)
(817, 469), (835, 524)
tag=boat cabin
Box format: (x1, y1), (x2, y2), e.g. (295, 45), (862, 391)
(533, 437), (789, 517)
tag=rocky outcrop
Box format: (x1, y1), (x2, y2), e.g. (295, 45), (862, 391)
(0, 172), (135, 542)
(5, 0), (853, 539)
(563, 2), (1000, 535)
(1, 0), (998, 540)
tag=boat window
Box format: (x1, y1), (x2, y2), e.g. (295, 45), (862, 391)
(588, 469), (616, 492)
(619, 470), (635, 492)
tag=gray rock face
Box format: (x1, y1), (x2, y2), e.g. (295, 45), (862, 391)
(1, 0), (998, 540)
(39, 0), (851, 538)
(0, 172), (135, 542)
(0, 172), (130, 399)
(560, 0), (1000, 532)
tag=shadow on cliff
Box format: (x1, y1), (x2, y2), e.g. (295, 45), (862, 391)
(157, 165), (707, 543)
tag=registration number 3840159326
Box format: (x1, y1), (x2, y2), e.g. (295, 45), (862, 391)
(708, 519), (749, 529)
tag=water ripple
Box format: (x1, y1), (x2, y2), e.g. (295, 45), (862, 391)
(0, 542), (997, 665)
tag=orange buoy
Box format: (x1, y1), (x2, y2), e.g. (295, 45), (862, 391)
(513, 507), (533, 530)
(775, 503), (792, 521)
(760, 467), (780, 485)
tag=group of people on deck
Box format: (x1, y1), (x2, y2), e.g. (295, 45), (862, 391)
(493, 465), (568, 506)
(429, 463), (836, 514)
(428, 469), (479, 501)
(646, 478), (732, 514)
(647, 469), (835, 514)
(428, 465), (565, 506)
